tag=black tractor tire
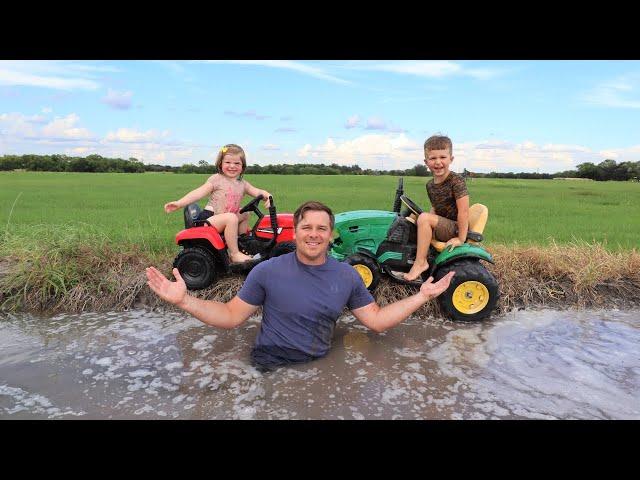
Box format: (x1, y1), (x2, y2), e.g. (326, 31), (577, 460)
(269, 241), (296, 258)
(344, 254), (381, 292)
(433, 258), (499, 322)
(173, 246), (218, 291)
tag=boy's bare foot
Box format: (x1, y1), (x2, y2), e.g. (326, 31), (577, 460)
(229, 251), (254, 263)
(404, 261), (429, 282)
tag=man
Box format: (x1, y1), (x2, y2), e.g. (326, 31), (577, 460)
(146, 201), (455, 371)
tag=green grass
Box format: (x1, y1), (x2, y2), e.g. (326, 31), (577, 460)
(1, 171), (639, 253)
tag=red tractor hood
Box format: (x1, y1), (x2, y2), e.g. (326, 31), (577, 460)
(255, 213), (295, 242)
(175, 226), (225, 249)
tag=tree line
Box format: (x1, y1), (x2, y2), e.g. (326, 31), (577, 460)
(0, 154), (146, 173)
(0, 154), (431, 177)
(1, 154), (639, 181)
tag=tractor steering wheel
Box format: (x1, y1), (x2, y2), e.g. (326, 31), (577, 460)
(400, 195), (424, 216)
(239, 195), (264, 214)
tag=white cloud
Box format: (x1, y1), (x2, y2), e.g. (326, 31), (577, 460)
(0, 112), (87, 141)
(358, 61), (462, 78)
(0, 61), (102, 90)
(224, 109), (270, 120)
(345, 114), (405, 132)
(41, 114), (93, 140)
(0, 112), (40, 137)
(541, 144), (591, 153)
(29, 114), (48, 124)
(453, 140), (596, 173)
(198, 60), (352, 85)
(581, 74), (640, 108)
(388, 124), (407, 133)
(296, 133), (422, 170)
(596, 144), (640, 161)
(345, 61), (503, 80)
(293, 135), (636, 173)
(154, 61), (196, 83)
(102, 89), (133, 110)
(68, 146), (93, 155)
(104, 128), (164, 143)
(96, 145), (194, 165)
(345, 115), (360, 129)
(365, 116), (387, 130)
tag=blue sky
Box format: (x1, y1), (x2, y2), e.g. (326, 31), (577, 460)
(1, 60), (639, 173)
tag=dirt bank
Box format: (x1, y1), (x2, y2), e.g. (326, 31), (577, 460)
(1, 243), (639, 316)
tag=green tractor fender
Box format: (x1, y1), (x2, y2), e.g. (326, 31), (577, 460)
(433, 243), (494, 269)
(354, 247), (379, 262)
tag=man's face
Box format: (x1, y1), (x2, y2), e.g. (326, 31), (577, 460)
(425, 148), (453, 181)
(293, 210), (333, 265)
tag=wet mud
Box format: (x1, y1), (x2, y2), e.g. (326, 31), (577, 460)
(1, 308), (638, 419)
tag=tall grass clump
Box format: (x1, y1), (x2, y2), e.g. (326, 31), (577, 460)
(0, 224), (166, 312)
(489, 241), (640, 311)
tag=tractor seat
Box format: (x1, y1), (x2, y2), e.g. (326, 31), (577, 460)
(405, 203), (489, 252)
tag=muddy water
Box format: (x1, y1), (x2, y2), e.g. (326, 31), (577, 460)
(1, 308), (638, 419)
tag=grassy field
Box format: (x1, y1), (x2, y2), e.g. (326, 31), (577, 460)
(1, 171), (639, 253)
(1, 171), (639, 313)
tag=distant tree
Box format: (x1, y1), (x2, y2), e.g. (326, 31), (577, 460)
(576, 162), (598, 180)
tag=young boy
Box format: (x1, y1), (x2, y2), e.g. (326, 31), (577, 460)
(404, 135), (469, 282)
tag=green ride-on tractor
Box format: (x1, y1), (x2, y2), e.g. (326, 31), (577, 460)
(328, 178), (499, 322)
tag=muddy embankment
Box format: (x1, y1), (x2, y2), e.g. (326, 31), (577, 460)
(1, 242), (639, 315)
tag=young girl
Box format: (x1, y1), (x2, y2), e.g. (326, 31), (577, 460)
(164, 144), (272, 263)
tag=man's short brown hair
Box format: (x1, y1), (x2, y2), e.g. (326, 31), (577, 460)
(424, 135), (453, 154)
(293, 201), (335, 230)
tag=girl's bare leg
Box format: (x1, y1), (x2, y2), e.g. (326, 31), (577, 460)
(206, 213), (253, 263)
(237, 212), (250, 235)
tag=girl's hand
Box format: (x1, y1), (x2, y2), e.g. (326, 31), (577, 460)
(262, 192), (272, 209)
(164, 202), (180, 213)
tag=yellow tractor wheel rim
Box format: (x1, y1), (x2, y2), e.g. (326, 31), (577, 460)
(353, 264), (373, 287)
(452, 281), (490, 314)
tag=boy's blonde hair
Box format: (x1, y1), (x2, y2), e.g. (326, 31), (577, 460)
(424, 135), (453, 154)
(215, 144), (247, 179)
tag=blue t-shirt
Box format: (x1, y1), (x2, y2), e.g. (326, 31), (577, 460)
(238, 252), (374, 363)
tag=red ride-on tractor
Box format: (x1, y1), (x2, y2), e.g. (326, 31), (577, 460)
(173, 195), (296, 290)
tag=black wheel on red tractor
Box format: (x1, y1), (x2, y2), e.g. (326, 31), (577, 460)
(173, 246), (218, 290)
(269, 241), (296, 258)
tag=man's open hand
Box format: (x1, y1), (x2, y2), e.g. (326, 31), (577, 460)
(145, 267), (187, 306)
(419, 271), (455, 301)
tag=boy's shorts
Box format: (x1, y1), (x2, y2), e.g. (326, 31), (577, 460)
(434, 216), (458, 242)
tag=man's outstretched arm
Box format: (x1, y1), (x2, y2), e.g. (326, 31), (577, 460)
(145, 266), (259, 329)
(351, 271), (455, 333)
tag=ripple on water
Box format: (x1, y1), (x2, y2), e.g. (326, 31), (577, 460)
(1, 308), (639, 419)
(426, 309), (640, 419)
